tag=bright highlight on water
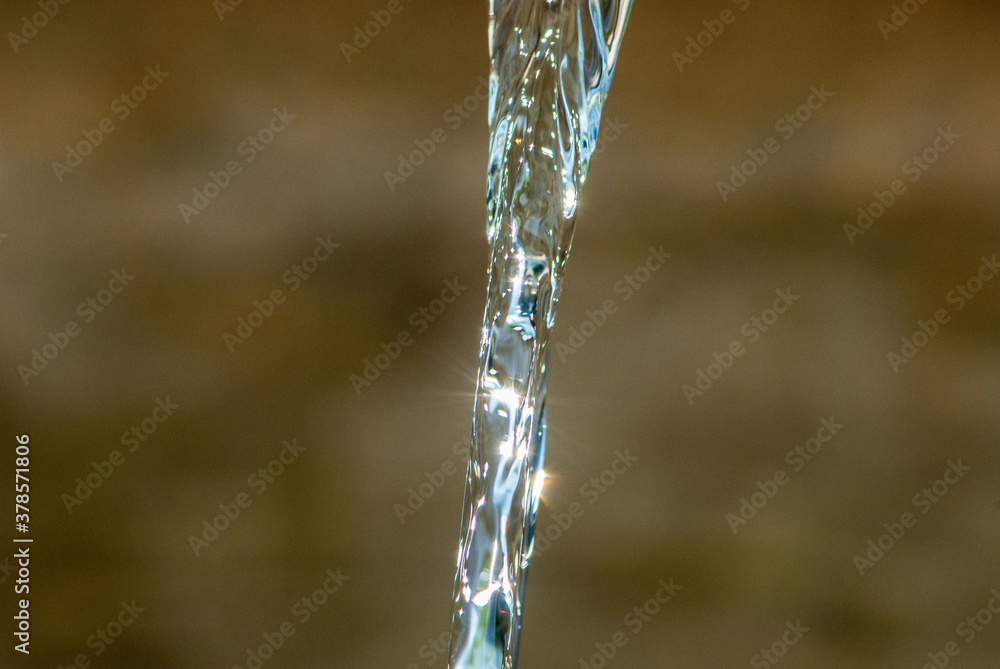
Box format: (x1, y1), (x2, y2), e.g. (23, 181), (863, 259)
(447, 1), (634, 667)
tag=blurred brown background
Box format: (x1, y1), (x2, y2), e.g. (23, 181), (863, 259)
(1, 1), (999, 667)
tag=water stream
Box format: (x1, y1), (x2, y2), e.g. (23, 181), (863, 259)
(447, 2), (634, 667)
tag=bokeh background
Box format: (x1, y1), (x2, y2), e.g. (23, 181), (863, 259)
(1, 1), (999, 667)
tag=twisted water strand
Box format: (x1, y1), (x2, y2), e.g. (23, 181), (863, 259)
(447, 2), (633, 667)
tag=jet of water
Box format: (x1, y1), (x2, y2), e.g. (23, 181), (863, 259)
(447, 2), (634, 667)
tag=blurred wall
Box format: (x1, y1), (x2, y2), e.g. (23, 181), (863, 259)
(1, 1), (998, 667)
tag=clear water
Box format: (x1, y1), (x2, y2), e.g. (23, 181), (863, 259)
(447, 2), (634, 667)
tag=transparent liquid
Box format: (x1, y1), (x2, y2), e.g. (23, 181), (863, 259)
(447, 2), (634, 667)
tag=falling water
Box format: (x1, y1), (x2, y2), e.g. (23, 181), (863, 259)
(447, 1), (634, 667)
